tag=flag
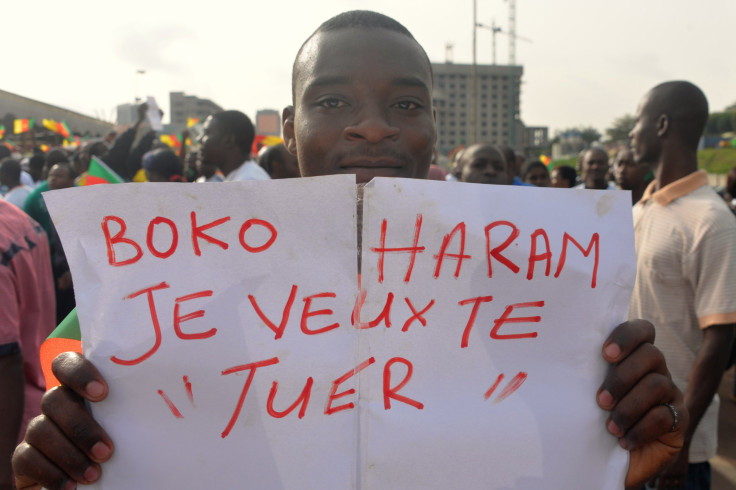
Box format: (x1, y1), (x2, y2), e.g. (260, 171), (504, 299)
(40, 309), (83, 389)
(58, 121), (71, 139)
(540, 154), (551, 166)
(14, 118), (34, 134)
(85, 156), (124, 185)
(251, 134), (283, 155)
(0, 125), (4, 139)
(43, 118), (58, 132)
(187, 117), (199, 128)
(160, 133), (182, 148)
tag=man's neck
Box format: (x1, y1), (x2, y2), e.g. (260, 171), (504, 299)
(586, 178), (607, 190)
(221, 153), (250, 176)
(653, 146), (698, 189)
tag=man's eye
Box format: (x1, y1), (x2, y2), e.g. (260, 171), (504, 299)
(394, 100), (420, 110)
(319, 99), (346, 109)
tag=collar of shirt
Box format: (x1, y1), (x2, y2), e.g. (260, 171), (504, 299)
(639, 169), (708, 207)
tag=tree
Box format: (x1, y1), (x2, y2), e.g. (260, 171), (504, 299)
(605, 114), (635, 143)
(580, 127), (602, 147)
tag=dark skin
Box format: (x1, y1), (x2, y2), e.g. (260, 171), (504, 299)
(630, 81), (733, 489)
(581, 148), (610, 189)
(198, 116), (250, 177)
(0, 351), (24, 489)
(13, 25), (686, 490)
(613, 149), (651, 205)
(457, 144), (509, 185)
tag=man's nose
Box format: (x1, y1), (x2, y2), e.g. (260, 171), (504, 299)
(344, 107), (399, 143)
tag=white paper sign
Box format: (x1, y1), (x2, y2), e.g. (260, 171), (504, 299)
(145, 96), (163, 131)
(45, 177), (635, 489)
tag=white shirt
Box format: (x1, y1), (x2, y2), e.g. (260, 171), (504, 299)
(3, 185), (32, 209)
(225, 160), (271, 182)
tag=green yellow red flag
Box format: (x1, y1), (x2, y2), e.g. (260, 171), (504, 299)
(14, 118), (34, 134)
(40, 308), (83, 389)
(85, 156), (124, 185)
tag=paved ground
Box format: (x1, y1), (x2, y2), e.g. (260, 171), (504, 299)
(713, 366), (736, 490)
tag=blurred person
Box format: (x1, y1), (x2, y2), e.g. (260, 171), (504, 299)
(1, 158), (33, 209)
(575, 148), (616, 190)
(22, 149), (71, 245)
(613, 148), (652, 205)
(628, 81), (736, 490)
(73, 140), (109, 185)
(0, 199), (55, 488)
(194, 151), (224, 183)
(27, 155), (45, 184)
(141, 149), (185, 183)
(199, 110), (270, 181)
(258, 143), (301, 179)
(457, 143), (509, 185)
(522, 160), (551, 187)
(550, 165), (577, 188)
(47, 163), (78, 322)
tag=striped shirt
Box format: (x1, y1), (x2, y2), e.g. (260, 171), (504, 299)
(628, 170), (736, 462)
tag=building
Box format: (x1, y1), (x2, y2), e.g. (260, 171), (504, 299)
(0, 88), (113, 141)
(524, 126), (549, 153)
(169, 91), (223, 128)
(255, 109), (281, 136)
(432, 63), (523, 154)
(116, 103), (138, 126)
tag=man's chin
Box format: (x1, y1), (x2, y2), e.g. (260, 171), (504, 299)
(349, 167), (409, 184)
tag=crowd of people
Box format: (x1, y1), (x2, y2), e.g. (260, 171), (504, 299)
(2, 9), (735, 490)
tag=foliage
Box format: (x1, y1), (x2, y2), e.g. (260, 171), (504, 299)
(706, 112), (735, 135)
(549, 156), (579, 170)
(580, 127), (602, 146)
(605, 114), (635, 143)
(698, 148), (736, 174)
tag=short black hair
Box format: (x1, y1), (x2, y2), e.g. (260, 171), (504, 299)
(51, 161), (78, 180)
(212, 110), (255, 156)
(553, 165), (577, 188)
(0, 145), (11, 160)
(0, 157), (21, 180)
(522, 160), (549, 180)
(291, 10), (433, 103)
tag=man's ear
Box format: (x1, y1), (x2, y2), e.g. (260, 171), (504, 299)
(657, 114), (669, 137)
(282, 105), (297, 156)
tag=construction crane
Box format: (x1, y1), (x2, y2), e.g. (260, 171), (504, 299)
(476, 18), (531, 65)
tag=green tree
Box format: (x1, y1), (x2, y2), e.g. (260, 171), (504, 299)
(580, 126), (602, 147)
(605, 114), (635, 143)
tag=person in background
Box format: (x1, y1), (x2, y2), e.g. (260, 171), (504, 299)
(550, 165), (577, 188)
(613, 148), (652, 205)
(141, 148), (185, 183)
(22, 149), (70, 246)
(499, 145), (532, 186)
(575, 148), (616, 190)
(199, 111), (271, 182)
(27, 155), (45, 184)
(0, 199), (55, 488)
(522, 160), (551, 187)
(1, 158), (33, 209)
(628, 80), (736, 490)
(456, 143), (510, 185)
(258, 143), (301, 179)
(46, 162), (78, 323)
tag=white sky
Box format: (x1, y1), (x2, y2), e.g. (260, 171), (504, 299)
(4, 0), (734, 138)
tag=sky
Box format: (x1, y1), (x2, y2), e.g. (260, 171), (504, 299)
(3, 0), (734, 139)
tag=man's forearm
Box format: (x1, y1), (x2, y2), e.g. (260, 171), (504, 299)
(0, 349), (24, 488)
(683, 324), (734, 444)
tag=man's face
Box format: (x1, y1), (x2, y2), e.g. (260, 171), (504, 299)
(582, 149), (609, 183)
(47, 164), (74, 190)
(629, 95), (662, 165)
(285, 28), (436, 184)
(458, 145), (508, 185)
(525, 166), (550, 187)
(198, 116), (226, 167)
(614, 149), (650, 190)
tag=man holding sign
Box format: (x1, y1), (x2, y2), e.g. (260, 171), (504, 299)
(14, 11), (685, 490)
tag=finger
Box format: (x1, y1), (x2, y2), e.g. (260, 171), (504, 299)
(51, 352), (108, 402)
(602, 319), (655, 364)
(41, 386), (114, 463)
(13, 441), (77, 490)
(597, 342), (668, 410)
(23, 415), (101, 485)
(605, 371), (675, 440)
